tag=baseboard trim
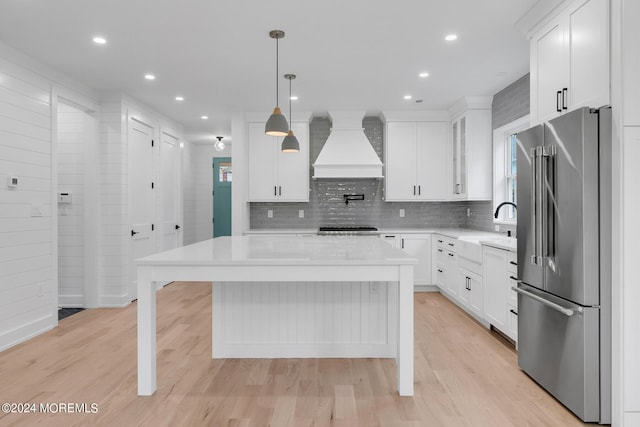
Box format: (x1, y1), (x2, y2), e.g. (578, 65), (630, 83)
(414, 285), (439, 292)
(0, 314), (56, 352)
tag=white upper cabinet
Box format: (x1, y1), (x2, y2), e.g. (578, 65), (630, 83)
(530, 0), (610, 124)
(385, 121), (447, 201)
(450, 106), (492, 200)
(248, 121), (309, 202)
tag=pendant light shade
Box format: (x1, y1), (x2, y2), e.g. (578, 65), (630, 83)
(265, 30), (289, 136)
(281, 73), (299, 152)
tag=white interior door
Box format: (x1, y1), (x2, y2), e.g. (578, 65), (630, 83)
(160, 131), (180, 253)
(128, 117), (155, 301)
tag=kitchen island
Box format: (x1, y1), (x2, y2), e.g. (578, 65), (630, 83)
(136, 235), (417, 397)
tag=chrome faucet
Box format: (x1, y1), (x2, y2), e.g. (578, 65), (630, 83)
(494, 202), (517, 219)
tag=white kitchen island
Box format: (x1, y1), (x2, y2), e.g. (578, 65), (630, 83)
(136, 235), (416, 397)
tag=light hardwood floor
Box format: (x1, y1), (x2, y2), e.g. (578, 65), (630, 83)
(0, 282), (591, 426)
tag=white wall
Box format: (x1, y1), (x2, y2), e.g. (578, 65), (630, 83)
(182, 141), (197, 245)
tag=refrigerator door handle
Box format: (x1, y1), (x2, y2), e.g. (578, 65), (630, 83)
(512, 285), (581, 317)
(530, 146), (543, 265)
(543, 145), (558, 272)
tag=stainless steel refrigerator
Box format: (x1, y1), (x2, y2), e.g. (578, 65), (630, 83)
(515, 106), (611, 424)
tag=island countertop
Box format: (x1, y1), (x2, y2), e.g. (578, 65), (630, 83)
(136, 235), (417, 398)
(136, 235), (418, 267)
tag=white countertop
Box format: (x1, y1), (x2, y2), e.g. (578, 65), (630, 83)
(137, 235), (418, 267)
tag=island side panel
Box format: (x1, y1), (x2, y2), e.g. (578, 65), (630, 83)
(212, 281), (397, 358)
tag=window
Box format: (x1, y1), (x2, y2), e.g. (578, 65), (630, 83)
(493, 116), (529, 224)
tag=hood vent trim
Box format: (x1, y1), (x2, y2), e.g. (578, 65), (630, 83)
(312, 111), (384, 179)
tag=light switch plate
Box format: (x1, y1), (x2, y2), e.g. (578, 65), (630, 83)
(7, 175), (18, 188)
(399, 209), (405, 218)
(298, 210), (304, 218)
(267, 209), (273, 218)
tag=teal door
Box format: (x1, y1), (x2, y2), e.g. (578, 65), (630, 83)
(213, 157), (232, 237)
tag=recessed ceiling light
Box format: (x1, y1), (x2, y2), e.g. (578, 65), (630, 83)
(445, 34), (458, 41)
(144, 74), (156, 80)
(290, 95), (298, 101)
(419, 72), (430, 78)
(403, 95), (412, 100)
(201, 115), (209, 120)
(175, 96), (184, 101)
(92, 36), (107, 45)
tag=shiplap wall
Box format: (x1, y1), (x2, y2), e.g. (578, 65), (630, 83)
(57, 102), (93, 307)
(99, 98), (128, 306)
(0, 52), (55, 349)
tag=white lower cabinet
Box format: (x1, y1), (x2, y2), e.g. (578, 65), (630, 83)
(381, 233), (432, 287)
(458, 262), (483, 319)
(482, 245), (518, 341)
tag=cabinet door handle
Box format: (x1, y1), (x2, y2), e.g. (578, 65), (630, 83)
(562, 88), (568, 110)
(413, 185), (416, 196)
(448, 243), (454, 247)
(401, 238), (405, 249)
(556, 90), (562, 112)
(131, 230), (139, 237)
(418, 185), (421, 195)
(437, 239), (443, 243)
(448, 253), (454, 257)
(437, 248), (443, 253)
(437, 269), (443, 273)
(510, 309), (518, 316)
(274, 186), (277, 196)
(385, 235), (396, 238)
(279, 186), (282, 196)
(509, 275), (519, 281)
(509, 261), (517, 266)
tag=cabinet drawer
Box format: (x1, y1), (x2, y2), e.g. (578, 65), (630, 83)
(507, 252), (518, 274)
(508, 307), (518, 340)
(435, 235), (456, 250)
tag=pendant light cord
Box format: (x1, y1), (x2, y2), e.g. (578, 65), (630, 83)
(288, 76), (292, 126)
(275, 37), (279, 108)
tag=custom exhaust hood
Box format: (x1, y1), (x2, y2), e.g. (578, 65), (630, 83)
(312, 111), (383, 179)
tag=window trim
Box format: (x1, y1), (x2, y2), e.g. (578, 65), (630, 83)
(492, 115), (530, 224)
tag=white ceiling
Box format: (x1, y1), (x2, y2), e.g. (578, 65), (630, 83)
(0, 0), (537, 144)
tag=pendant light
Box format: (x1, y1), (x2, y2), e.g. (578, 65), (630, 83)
(265, 30), (289, 136)
(281, 74), (300, 152)
(214, 136), (225, 152)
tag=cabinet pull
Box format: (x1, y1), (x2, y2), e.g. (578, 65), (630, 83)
(385, 235), (396, 238)
(448, 243), (454, 247)
(455, 183), (461, 194)
(448, 253), (454, 257)
(437, 248), (443, 253)
(401, 238), (405, 249)
(437, 269), (443, 273)
(509, 261), (517, 266)
(466, 277), (471, 290)
(556, 90), (562, 112)
(509, 275), (519, 281)
(437, 239), (443, 243)
(274, 186), (277, 196)
(418, 185), (421, 195)
(413, 185), (416, 196)
(510, 309), (518, 316)
(562, 88), (568, 110)
(279, 186), (282, 196)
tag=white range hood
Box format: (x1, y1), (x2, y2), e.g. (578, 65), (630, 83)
(312, 111), (383, 179)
